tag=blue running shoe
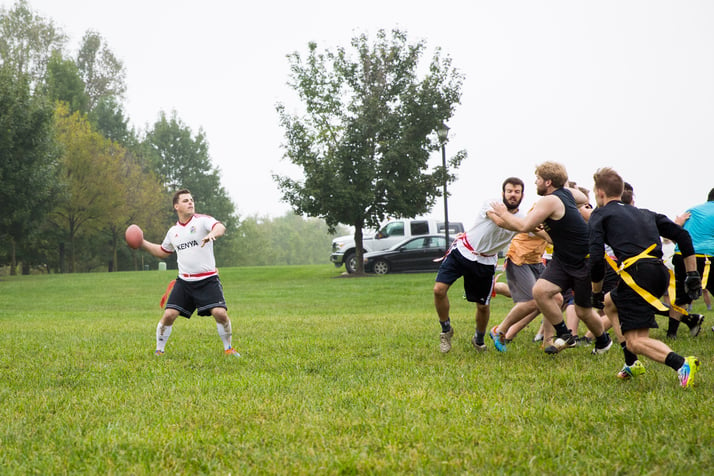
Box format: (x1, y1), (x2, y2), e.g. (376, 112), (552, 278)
(489, 326), (506, 352)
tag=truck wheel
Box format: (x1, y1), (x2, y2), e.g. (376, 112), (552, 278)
(373, 259), (390, 275)
(344, 251), (357, 273)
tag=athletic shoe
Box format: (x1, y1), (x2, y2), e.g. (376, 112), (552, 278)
(666, 332), (677, 340)
(225, 347), (241, 358)
(617, 360), (646, 380)
(544, 333), (576, 354)
(576, 336), (593, 347)
(591, 333), (613, 355)
(489, 325), (507, 352)
(154, 350), (164, 356)
(533, 333), (544, 343)
(687, 314), (705, 337)
(678, 356), (700, 388)
(439, 328), (454, 353)
(471, 335), (487, 352)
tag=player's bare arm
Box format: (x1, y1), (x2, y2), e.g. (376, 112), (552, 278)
(490, 196), (558, 233)
(141, 240), (171, 260)
(202, 223), (226, 247)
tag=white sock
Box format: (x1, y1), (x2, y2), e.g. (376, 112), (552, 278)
(156, 323), (172, 351)
(216, 321), (232, 351)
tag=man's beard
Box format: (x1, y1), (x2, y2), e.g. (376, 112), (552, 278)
(503, 195), (522, 211)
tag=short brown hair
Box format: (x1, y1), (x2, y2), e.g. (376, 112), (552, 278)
(502, 177), (524, 193)
(535, 161), (568, 189)
(593, 168), (624, 199)
(173, 189), (192, 205)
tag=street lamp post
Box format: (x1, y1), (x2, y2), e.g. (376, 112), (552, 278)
(437, 123), (450, 246)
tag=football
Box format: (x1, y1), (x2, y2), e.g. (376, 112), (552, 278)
(125, 224), (144, 249)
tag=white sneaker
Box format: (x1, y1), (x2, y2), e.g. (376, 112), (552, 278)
(471, 335), (487, 352)
(439, 328), (454, 353)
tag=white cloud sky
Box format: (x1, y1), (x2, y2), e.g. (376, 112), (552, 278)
(19, 0), (714, 225)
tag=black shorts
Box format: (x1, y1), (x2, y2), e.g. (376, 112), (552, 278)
(610, 261), (669, 332)
(672, 253), (714, 306)
(436, 249), (496, 305)
(166, 275), (227, 318)
(539, 256), (592, 308)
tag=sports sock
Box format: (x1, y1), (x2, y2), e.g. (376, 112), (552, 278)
(595, 332), (610, 348)
(664, 352), (685, 371)
(216, 321), (233, 351)
(474, 331), (485, 346)
(621, 342), (638, 366)
(553, 321), (569, 337)
(156, 323), (172, 352)
(440, 319), (452, 333)
(667, 317), (680, 336)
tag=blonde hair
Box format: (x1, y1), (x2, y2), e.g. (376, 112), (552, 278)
(535, 161), (568, 189)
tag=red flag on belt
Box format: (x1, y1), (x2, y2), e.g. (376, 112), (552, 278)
(160, 279), (176, 308)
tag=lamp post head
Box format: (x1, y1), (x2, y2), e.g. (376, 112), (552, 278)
(437, 123), (450, 143)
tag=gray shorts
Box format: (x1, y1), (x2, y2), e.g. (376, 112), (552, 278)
(505, 259), (545, 303)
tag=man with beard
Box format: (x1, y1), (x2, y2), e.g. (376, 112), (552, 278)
(435, 177), (526, 353)
(490, 162), (612, 355)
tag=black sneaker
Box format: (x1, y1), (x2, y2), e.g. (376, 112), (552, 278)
(687, 314), (705, 337)
(544, 333), (576, 354)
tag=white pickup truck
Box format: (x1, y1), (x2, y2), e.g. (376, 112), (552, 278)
(330, 218), (464, 273)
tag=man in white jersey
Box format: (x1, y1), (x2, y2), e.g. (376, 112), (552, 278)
(435, 177), (525, 353)
(140, 189), (240, 357)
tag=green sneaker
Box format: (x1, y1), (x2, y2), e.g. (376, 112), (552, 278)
(617, 360), (646, 380)
(678, 356), (700, 388)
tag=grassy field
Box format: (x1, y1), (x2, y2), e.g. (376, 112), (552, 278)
(1, 265), (712, 475)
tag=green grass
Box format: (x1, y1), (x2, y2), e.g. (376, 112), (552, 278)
(1, 265), (713, 475)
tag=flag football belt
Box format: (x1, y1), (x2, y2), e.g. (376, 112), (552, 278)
(605, 243), (682, 313)
(434, 233), (496, 262)
(673, 252), (711, 289)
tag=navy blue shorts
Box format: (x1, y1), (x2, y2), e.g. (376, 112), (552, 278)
(166, 275), (227, 318)
(435, 249), (496, 305)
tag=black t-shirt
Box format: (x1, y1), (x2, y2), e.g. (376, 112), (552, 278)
(588, 200), (694, 282)
(543, 188), (589, 268)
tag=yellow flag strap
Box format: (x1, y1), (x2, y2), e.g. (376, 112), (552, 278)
(672, 252), (711, 304)
(605, 244), (671, 312)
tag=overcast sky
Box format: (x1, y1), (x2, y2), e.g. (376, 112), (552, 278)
(21, 0), (714, 226)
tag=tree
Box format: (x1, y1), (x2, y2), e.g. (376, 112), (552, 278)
(51, 103), (125, 272)
(76, 30), (126, 110)
(88, 96), (133, 146)
(0, 0), (67, 88)
(274, 29), (465, 274)
(143, 111), (238, 265)
(0, 64), (59, 274)
(44, 50), (89, 113)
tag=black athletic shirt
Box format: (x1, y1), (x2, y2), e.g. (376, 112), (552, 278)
(588, 200), (695, 283)
(542, 188), (590, 267)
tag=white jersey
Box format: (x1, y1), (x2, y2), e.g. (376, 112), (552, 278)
(453, 199), (522, 266)
(161, 214), (220, 281)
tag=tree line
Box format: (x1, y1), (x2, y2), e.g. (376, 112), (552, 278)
(0, 1), (344, 275)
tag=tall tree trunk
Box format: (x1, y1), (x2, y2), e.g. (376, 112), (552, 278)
(10, 238), (17, 276)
